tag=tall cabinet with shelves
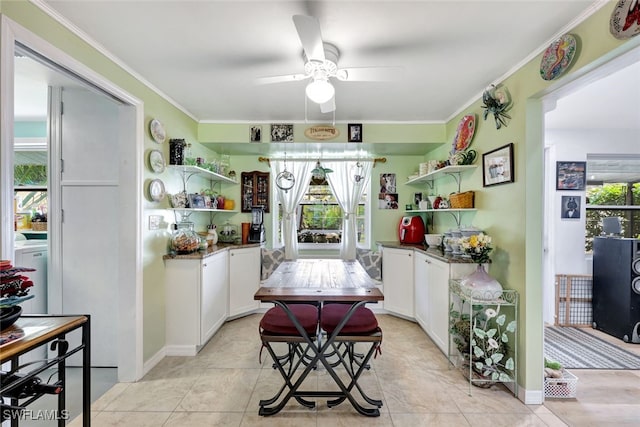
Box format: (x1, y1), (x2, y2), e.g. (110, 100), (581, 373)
(406, 165), (477, 227)
(241, 171), (270, 212)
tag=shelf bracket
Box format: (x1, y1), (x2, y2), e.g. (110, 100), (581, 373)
(446, 210), (462, 227)
(444, 172), (463, 193)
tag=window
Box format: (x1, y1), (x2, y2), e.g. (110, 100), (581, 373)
(275, 177), (368, 249)
(585, 182), (639, 251)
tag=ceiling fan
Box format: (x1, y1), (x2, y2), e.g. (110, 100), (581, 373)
(256, 15), (401, 113)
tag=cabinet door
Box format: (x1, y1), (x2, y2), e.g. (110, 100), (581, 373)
(229, 247), (261, 317)
(201, 251), (228, 344)
(165, 258), (201, 355)
(241, 171), (270, 212)
(414, 251), (429, 331)
(382, 248), (414, 318)
(428, 258), (450, 354)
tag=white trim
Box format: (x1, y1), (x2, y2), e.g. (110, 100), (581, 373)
(0, 16), (16, 261)
(446, 0), (609, 123)
(1, 16), (145, 382)
(30, 0), (197, 122)
(142, 347), (166, 378)
(524, 388), (544, 405)
(165, 345), (198, 357)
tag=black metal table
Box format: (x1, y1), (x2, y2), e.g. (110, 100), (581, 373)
(1, 315), (91, 427)
(255, 259), (384, 416)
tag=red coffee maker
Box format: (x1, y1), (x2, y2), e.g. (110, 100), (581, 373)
(398, 216), (426, 244)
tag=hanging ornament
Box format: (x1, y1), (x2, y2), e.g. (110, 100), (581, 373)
(311, 160), (333, 180)
(351, 161), (364, 184)
(275, 152), (295, 192)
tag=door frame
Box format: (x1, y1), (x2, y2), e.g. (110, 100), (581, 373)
(0, 16), (144, 381)
(525, 37), (640, 403)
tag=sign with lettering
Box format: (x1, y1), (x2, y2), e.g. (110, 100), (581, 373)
(304, 126), (340, 140)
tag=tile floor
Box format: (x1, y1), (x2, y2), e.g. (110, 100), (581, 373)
(61, 313), (601, 426)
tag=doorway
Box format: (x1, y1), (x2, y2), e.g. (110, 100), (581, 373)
(1, 16), (143, 381)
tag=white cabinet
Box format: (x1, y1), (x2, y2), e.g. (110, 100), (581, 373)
(382, 247), (414, 318)
(412, 249), (481, 354)
(228, 246), (261, 317)
(427, 257), (450, 353)
(414, 251), (429, 328)
(165, 250), (228, 355)
(201, 252), (228, 344)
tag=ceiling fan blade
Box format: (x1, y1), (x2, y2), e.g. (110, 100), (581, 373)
(337, 66), (404, 82)
(292, 15), (325, 63)
(320, 96), (335, 113)
(255, 73), (309, 85)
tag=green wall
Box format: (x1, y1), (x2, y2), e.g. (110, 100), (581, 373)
(3, 0), (636, 394)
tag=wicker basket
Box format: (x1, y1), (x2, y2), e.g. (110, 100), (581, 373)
(449, 191), (474, 209)
(31, 222), (47, 231)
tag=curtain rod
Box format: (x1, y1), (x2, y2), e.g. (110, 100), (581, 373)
(258, 157), (386, 167)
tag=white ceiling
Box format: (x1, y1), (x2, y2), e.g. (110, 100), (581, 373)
(32, 0), (603, 123)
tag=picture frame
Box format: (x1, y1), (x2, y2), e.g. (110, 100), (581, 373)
(348, 123), (362, 142)
(561, 195), (581, 220)
(482, 143), (514, 187)
(556, 161), (586, 190)
(188, 193), (205, 209)
(270, 123), (294, 142)
(250, 125), (262, 143)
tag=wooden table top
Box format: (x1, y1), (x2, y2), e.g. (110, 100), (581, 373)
(255, 259), (383, 302)
(0, 315), (88, 361)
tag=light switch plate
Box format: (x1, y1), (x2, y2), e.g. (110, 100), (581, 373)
(149, 215), (163, 230)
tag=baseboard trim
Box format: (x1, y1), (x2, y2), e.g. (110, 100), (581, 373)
(142, 347), (166, 377)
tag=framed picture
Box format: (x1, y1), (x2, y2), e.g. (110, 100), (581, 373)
(556, 161), (586, 190)
(271, 124), (294, 142)
(378, 193), (399, 209)
(414, 192), (422, 206)
(348, 123), (362, 142)
(482, 143), (514, 187)
(561, 195), (581, 220)
(188, 193), (205, 209)
(250, 125), (262, 142)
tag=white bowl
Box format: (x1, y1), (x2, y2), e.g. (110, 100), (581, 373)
(424, 234), (443, 247)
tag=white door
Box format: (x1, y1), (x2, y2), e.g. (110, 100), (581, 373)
(56, 87), (120, 366)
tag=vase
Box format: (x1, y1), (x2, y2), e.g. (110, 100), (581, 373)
(459, 264), (503, 300)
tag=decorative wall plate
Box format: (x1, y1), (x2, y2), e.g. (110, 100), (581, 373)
(451, 115), (476, 154)
(149, 179), (166, 202)
(610, 0), (640, 40)
(540, 34), (577, 81)
(149, 118), (166, 144)
(149, 149), (166, 173)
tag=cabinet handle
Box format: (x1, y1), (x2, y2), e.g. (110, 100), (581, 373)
(33, 253), (43, 257)
(203, 263), (207, 267)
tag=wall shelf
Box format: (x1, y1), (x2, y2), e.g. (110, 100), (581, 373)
(406, 165), (477, 192)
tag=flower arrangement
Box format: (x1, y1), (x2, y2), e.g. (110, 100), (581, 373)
(450, 304), (516, 383)
(460, 233), (493, 264)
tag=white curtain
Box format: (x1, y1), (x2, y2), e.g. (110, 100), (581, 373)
(273, 160), (313, 260)
(325, 161), (373, 260)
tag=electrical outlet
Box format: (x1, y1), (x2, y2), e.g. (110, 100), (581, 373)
(149, 215), (163, 230)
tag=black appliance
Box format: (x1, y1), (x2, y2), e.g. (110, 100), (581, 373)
(592, 237), (640, 343)
(248, 205), (265, 244)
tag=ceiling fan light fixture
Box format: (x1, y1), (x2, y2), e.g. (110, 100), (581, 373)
(305, 78), (334, 104)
